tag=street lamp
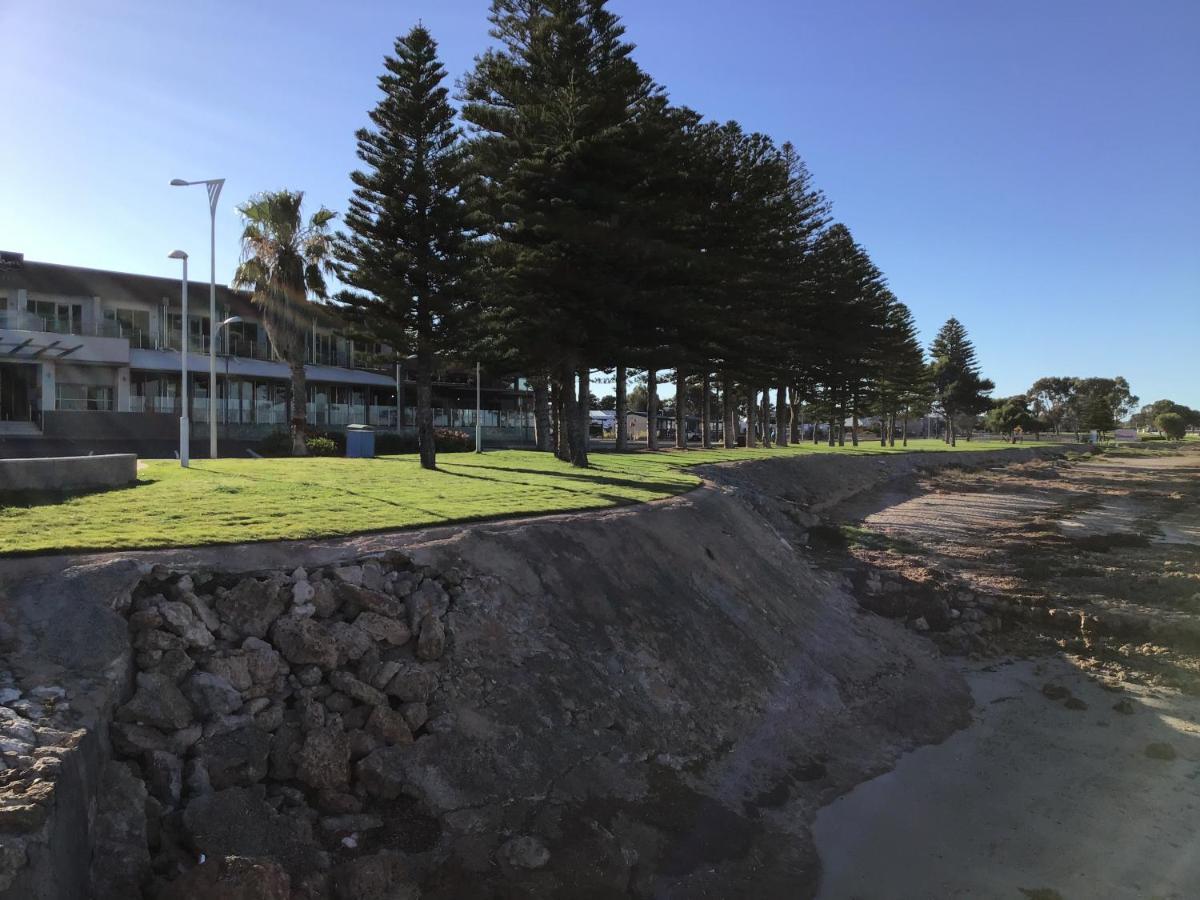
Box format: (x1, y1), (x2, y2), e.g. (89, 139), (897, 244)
(171, 176), (225, 458)
(168, 250), (190, 467)
(211, 316), (242, 458)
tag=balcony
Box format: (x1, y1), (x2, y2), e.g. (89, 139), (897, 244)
(0, 311), (132, 365)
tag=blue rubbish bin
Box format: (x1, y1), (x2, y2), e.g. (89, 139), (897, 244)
(345, 424), (376, 459)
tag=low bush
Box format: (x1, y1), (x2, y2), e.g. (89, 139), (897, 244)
(306, 436), (340, 457)
(375, 429), (474, 455)
(257, 431), (293, 457)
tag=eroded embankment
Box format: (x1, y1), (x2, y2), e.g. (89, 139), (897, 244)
(0, 448), (1066, 899)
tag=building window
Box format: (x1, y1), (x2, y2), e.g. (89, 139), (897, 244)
(103, 307), (152, 347)
(28, 299), (83, 334)
(56, 383), (113, 411)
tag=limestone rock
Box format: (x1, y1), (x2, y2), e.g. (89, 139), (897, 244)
(195, 724), (271, 789)
(271, 617), (339, 670)
(333, 566), (364, 587)
(330, 671), (386, 707)
(270, 723), (303, 781)
(366, 706), (413, 746)
(156, 855), (291, 900)
(385, 666), (436, 704)
(158, 600), (215, 649)
(353, 612), (411, 648)
(400, 702), (429, 733)
(406, 579), (449, 629)
(111, 721), (169, 757)
(145, 750), (183, 808)
(356, 746), (409, 800)
(295, 726), (351, 791)
(185, 672), (243, 720)
(182, 591), (222, 632)
(156, 649), (196, 683)
(118, 673), (194, 731)
(181, 787), (316, 877)
(217, 578), (288, 639)
(329, 621), (374, 663)
(416, 614), (446, 661)
(204, 653), (253, 692)
(242, 637), (283, 685)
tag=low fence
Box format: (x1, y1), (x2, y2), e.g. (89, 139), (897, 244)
(0, 453), (137, 493)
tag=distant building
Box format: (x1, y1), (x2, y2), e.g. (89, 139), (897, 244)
(0, 253), (534, 456)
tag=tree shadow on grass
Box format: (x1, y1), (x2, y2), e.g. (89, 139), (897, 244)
(0, 479), (152, 510)
(431, 462), (694, 498)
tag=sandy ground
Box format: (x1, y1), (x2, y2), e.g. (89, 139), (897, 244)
(814, 655), (1200, 900)
(814, 445), (1200, 900)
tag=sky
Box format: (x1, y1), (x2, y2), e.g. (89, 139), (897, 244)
(2, 0), (1197, 407)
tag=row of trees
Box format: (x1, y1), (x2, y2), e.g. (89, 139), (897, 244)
(231, 3), (990, 465)
(985, 376), (1141, 439)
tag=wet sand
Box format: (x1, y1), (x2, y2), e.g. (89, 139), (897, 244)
(814, 656), (1200, 900)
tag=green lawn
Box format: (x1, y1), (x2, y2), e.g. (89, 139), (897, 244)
(0, 439), (1048, 555)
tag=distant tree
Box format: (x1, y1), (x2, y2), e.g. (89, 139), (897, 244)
(596, 394), (617, 411)
(985, 395), (1040, 440)
(1133, 399), (1200, 430)
(335, 25), (476, 471)
(1028, 377), (1076, 433)
(1070, 377), (1138, 435)
(1155, 412), (1186, 440)
(928, 318), (994, 446)
(233, 190), (336, 456)
(627, 382), (649, 414)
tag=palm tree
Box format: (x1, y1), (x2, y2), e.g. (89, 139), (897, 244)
(233, 190), (336, 456)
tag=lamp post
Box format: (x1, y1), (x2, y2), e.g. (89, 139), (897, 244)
(171, 176), (225, 458)
(168, 250), (190, 467)
(475, 361), (482, 454)
(211, 316), (242, 457)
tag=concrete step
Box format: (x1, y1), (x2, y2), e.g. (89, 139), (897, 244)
(0, 420), (42, 436)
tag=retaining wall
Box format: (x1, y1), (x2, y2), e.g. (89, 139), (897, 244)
(0, 454), (137, 493)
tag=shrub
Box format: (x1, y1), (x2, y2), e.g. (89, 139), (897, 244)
(1155, 412), (1186, 441)
(374, 429), (475, 455)
(306, 436), (340, 457)
(257, 431), (293, 457)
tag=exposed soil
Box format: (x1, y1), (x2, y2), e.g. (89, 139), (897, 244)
(813, 444), (1200, 899)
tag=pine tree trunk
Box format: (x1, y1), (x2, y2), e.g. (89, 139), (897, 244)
(776, 385), (788, 447)
(647, 369), (659, 451)
(561, 362), (587, 467)
(416, 326), (436, 470)
(790, 389), (801, 443)
(289, 358), (309, 457)
(532, 375), (551, 452)
(889, 411), (897, 447)
(722, 374), (736, 449)
(745, 387), (757, 448)
(902, 410), (909, 446)
(576, 366), (590, 465)
(701, 372), (712, 449)
(614, 365), (628, 451)
(760, 388), (772, 448)
(851, 396), (859, 446)
(880, 408), (888, 447)
(674, 368), (687, 450)
(553, 378), (569, 461)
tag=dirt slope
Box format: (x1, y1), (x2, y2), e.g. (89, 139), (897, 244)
(0, 448), (1074, 899)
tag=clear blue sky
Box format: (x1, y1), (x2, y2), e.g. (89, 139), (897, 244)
(4, 0), (1197, 406)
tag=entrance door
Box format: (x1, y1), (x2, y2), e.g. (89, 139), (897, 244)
(0, 364), (38, 422)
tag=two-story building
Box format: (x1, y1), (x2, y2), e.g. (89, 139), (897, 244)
(0, 252), (534, 457)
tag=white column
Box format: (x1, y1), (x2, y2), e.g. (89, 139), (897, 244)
(39, 361), (55, 411)
(116, 366), (131, 412)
